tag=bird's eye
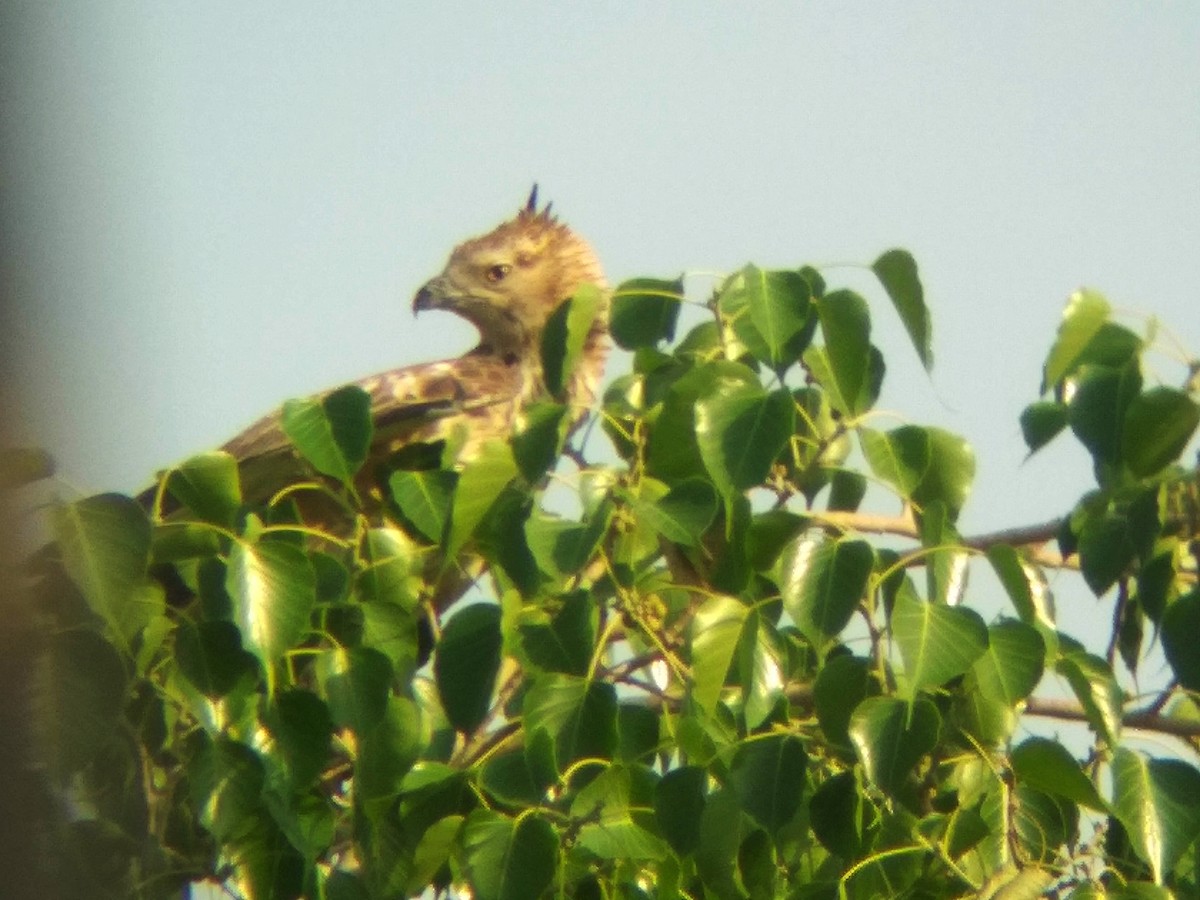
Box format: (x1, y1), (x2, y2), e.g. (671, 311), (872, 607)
(485, 263), (512, 283)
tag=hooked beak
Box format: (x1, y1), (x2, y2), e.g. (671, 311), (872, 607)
(412, 281), (439, 316)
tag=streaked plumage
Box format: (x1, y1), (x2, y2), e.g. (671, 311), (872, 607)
(206, 188), (608, 508)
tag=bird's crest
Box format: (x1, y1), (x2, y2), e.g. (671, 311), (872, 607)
(520, 183), (556, 226)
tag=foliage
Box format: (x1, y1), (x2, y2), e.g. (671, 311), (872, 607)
(17, 252), (1200, 899)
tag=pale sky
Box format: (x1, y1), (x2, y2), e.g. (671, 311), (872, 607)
(3, 4), (1198, 546)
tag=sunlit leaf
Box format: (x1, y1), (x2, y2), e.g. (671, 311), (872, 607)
(282, 384), (372, 484)
(1042, 289), (1112, 393)
(227, 539), (316, 666)
(1056, 644), (1122, 746)
(165, 451), (242, 525)
(55, 493), (154, 646)
(690, 595), (750, 712)
(1110, 749), (1200, 883)
(778, 535), (872, 651)
(317, 646), (392, 735)
(695, 379), (794, 497)
(389, 469), (455, 543)
(848, 696), (940, 796)
(446, 442), (517, 561)
(542, 284), (604, 398)
(892, 590), (988, 695)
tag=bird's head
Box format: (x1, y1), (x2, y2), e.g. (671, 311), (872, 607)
(412, 187), (606, 358)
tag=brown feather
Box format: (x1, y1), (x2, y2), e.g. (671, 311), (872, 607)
(147, 192), (608, 519)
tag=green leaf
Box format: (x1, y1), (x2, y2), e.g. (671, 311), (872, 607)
(1122, 387), (1200, 478)
(264, 689), (334, 788)
(728, 734), (806, 833)
(512, 402), (568, 482)
(226, 540), (316, 667)
(848, 696), (940, 796)
(892, 590), (988, 695)
(1077, 510), (1137, 596)
(1042, 289), (1113, 393)
(282, 384), (372, 484)
(518, 590), (596, 677)
(872, 249), (932, 371)
(388, 469), (456, 543)
(1020, 401), (1069, 454)
(645, 360), (757, 484)
(460, 810), (558, 900)
(655, 766), (707, 854)
(637, 477), (719, 547)
(610, 276), (683, 349)
(986, 545), (1056, 630)
(188, 737), (266, 841)
(971, 620), (1045, 706)
(406, 815), (463, 896)
(1162, 589), (1200, 692)
(778, 536), (872, 651)
(542, 283), (604, 398)
(860, 425), (975, 518)
(435, 604), (502, 734)
(1068, 361), (1142, 476)
(523, 674), (618, 771)
(742, 265), (815, 369)
(690, 595), (750, 712)
(816, 290), (872, 413)
(814, 655), (879, 750)
(165, 451), (242, 525)
(1011, 737), (1105, 811)
(694, 788), (748, 900)
(695, 380), (795, 497)
(616, 705), (661, 764)
(481, 752), (543, 807)
(1012, 786), (1077, 864)
(355, 527), (422, 612)
(571, 766), (668, 861)
(804, 343), (885, 418)
(1110, 749), (1200, 883)
(176, 621), (257, 698)
(55, 493), (154, 646)
(526, 505), (611, 579)
(317, 646), (392, 735)
(827, 469), (867, 512)
(1056, 644), (1122, 746)
(446, 442), (517, 561)
(738, 612), (787, 729)
(356, 697), (423, 802)
(810, 771), (875, 859)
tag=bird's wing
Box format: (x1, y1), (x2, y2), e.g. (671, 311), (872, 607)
(221, 352), (526, 465)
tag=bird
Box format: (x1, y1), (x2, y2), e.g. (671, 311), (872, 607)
(146, 187), (609, 587)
